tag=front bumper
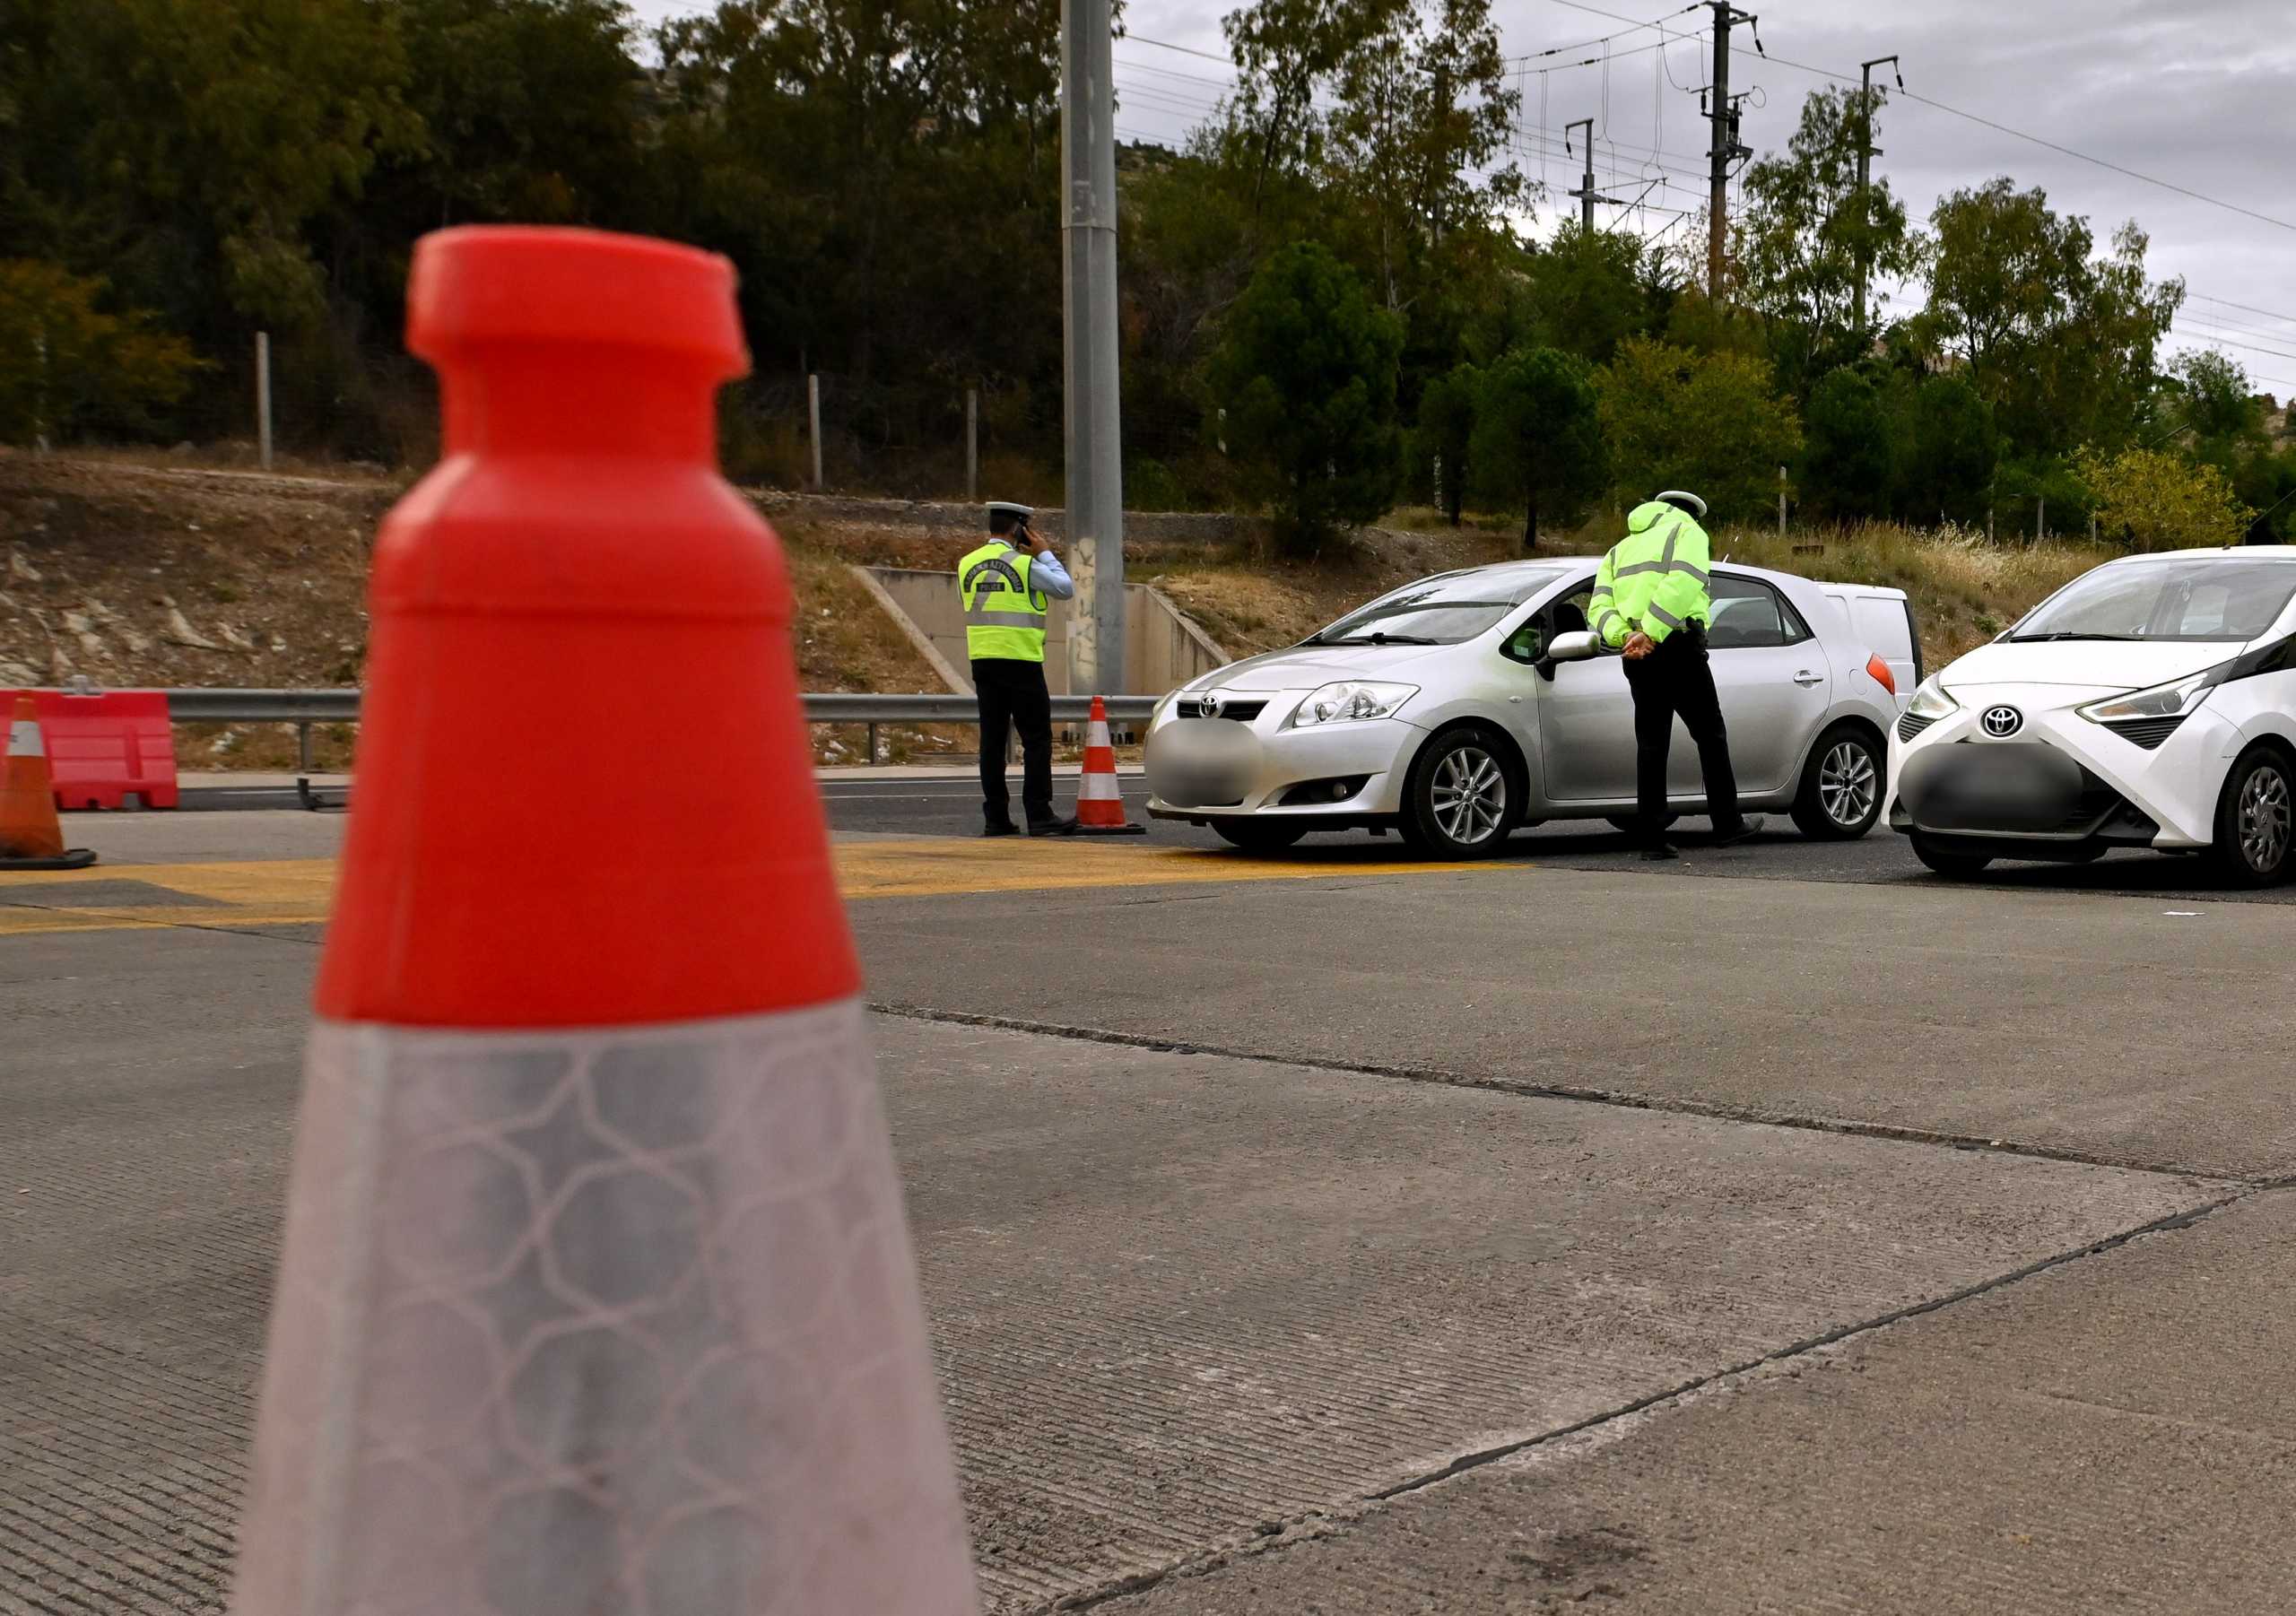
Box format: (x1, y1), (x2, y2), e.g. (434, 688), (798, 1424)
(1886, 683), (2237, 852)
(1143, 711), (1420, 820)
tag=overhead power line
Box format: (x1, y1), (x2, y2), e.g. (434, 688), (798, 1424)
(1509, 1), (1701, 65)
(1729, 45), (2296, 235)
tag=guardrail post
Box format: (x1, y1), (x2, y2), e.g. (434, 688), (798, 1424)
(867, 721), (879, 764)
(296, 721), (313, 772)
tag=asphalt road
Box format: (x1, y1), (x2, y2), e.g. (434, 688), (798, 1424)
(813, 773), (2296, 906)
(6, 796), (2295, 1615)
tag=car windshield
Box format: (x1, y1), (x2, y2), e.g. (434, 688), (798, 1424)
(2010, 558), (2296, 644)
(1307, 568), (1568, 646)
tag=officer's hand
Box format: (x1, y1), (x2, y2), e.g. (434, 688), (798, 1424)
(1022, 527), (1051, 556)
(1623, 631), (1656, 660)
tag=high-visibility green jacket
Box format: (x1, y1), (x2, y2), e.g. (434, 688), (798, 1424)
(1592, 501), (1714, 647)
(959, 540), (1049, 662)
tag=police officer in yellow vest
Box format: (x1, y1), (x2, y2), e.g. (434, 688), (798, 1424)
(962, 502), (1077, 836)
(1592, 490), (1763, 860)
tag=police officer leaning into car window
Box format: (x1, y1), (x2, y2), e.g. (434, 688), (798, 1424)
(960, 501), (1078, 837)
(1591, 490), (1763, 861)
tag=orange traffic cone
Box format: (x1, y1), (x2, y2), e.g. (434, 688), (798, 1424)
(0, 696), (96, 870)
(1074, 693), (1145, 835)
(229, 229), (977, 1616)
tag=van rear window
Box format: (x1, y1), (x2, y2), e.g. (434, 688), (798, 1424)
(1853, 598), (1913, 659)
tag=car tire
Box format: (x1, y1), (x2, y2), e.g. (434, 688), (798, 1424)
(1211, 820), (1308, 854)
(2210, 744), (2295, 887)
(1792, 723), (1885, 840)
(1404, 726), (1520, 859)
(1909, 831), (1992, 879)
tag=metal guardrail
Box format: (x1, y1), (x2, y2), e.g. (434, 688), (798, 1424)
(159, 689), (1160, 725)
(154, 688), (1160, 769)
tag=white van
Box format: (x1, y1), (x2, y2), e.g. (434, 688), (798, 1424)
(1816, 583), (1921, 708)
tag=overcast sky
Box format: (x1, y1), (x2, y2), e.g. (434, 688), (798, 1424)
(625, 0), (2296, 393)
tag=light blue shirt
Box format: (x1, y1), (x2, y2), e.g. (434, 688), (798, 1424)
(1000, 539), (1073, 600)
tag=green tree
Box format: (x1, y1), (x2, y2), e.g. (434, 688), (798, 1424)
(1918, 179), (2182, 459)
(1801, 367), (1893, 519)
(1469, 346), (1605, 550)
(1521, 224), (1657, 367)
(1324, 0), (1518, 313)
(1414, 361), (1479, 525)
(1596, 337), (1801, 522)
(1206, 242), (1404, 545)
(1736, 87), (1917, 397)
(2074, 445), (2252, 551)
(0, 260), (201, 444)
(1907, 373), (1996, 525)
(1219, 0), (1406, 216)
(0, 0), (418, 341)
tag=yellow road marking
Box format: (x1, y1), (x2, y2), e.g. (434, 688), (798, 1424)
(0, 839), (1495, 937)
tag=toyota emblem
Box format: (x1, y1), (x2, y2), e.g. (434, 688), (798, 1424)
(1981, 704), (2023, 738)
(1198, 691), (1223, 720)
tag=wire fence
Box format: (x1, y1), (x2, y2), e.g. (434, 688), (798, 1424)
(74, 332), (1238, 510)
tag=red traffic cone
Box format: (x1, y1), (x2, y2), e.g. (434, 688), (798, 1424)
(1074, 694), (1145, 835)
(229, 230), (976, 1616)
(0, 696), (96, 870)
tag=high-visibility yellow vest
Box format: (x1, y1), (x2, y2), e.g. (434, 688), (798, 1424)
(959, 540), (1048, 662)
(1592, 501), (1714, 647)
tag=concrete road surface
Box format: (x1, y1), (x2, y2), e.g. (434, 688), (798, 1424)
(4, 796), (2293, 1615)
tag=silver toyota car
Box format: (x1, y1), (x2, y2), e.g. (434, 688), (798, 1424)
(1145, 558), (1918, 857)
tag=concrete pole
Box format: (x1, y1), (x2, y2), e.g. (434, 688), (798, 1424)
(1062, 0), (1125, 696)
(807, 373), (823, 491)
(966, 387), (978, 502)
(1566, 117), (1601, 231)
(1779, 465), (1787, 535)
(256, 332), (274, 471)
(1707, 4), (1734, 303)
(1853, 57), (1900, 343)
(2037, 495), (2045, 543)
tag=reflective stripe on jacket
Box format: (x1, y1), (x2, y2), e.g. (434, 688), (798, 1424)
(959, 540), (1049, 661)
(1591, 501), (1714, 647)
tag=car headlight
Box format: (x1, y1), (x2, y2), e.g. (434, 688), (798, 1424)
(1150, 687), (1183, 723)
(1906, 676), (1960, 719)
(2077, 665), (2225, 725)
(1289, 681), (1417, 727)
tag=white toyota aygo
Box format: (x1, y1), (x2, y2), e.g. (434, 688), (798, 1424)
(1888, 546), (2296, 885)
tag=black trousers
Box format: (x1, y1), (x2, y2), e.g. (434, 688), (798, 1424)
(973, 657), (1054, 826)
(1621, 623), (1742, 843)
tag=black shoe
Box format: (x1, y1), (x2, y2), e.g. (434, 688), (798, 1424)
(1640, 843), (1681, 862)
(983, 819), (1021, 838)
(1709, 816), (1764, 848)
(1028, 815), (1079, 837)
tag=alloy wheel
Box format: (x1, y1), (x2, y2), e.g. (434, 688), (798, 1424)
(2238, 762), (2292, 874)
(1431, 745), (1506, 845)
(1819, 740), (1878, 829)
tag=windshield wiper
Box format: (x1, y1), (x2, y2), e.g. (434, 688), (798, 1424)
(2009, 632), (2146, 642)
(1325, 632), (1438, 646)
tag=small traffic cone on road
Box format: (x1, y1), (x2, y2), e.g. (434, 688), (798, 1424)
(229, 228), (976, 1616)
(1074, 694), (1145, 835)
(0, 697), (96, 871)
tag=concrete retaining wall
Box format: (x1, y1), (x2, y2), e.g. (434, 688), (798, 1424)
(865, 568), (1228, 696)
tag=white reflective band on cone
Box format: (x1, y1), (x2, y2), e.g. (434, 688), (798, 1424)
(7, 720), (41, 757)
(1086, 720), (1111, 748)
(1078, 772), (1122, 801)
(230, 996), (978, 1616)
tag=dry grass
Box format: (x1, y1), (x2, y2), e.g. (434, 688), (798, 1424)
(1709, 520), (2109, 666)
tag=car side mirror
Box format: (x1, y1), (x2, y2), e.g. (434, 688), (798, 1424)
(1545, 630), (1601, 664)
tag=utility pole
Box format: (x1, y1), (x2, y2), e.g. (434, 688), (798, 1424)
(1061, 0), (1126, 696)
(1564, 118), (1623, 231)
(1705, 3), (1755, 303)
(1853, 54), (1901, 343)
